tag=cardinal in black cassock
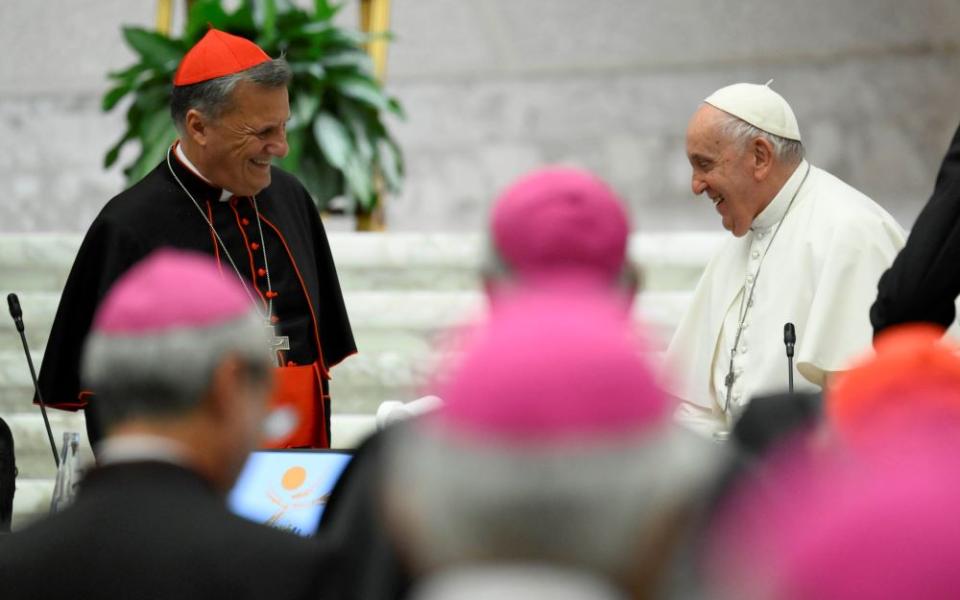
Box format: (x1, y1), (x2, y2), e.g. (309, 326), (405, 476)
(37, 29), (355, 449)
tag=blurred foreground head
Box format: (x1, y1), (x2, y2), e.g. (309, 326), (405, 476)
(484, 167), (637, 304)
(707, 432), (960, 600)
(385, 290), (716, 597)
(81, 249), (273, 491)
(826, 323), (960, 449)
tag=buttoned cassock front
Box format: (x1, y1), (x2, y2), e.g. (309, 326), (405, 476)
(664, 161), (906, 436)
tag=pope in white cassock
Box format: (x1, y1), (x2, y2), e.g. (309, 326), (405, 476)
(664, 82), (906, 438)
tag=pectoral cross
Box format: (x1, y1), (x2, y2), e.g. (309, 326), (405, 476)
(267, 324), (290, 367)
(724, 371), (736, 390)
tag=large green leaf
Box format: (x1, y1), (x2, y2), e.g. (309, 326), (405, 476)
(252, 0), (278, 41)
(225, 3), (256, 34)
(132, 84), (171, 116)
(342, 153), (375, 211)
(320, 48), (374, 71)
(377, 137), (403, 194)
(103, 64), (156, 113)
(274, 7), (313, 36)
(122, 27), (183, 69)
(337, 99), (374, 162)
(313, 0), (342, 22)
(126, 121), (177, 183)
(301, 21), (368, 46)
(279, 126), (306, 171)
(300, 151), (344, 209)
(185, 1), (231, 40)
(105, 0), (403, 218)
(330, 74), (390, 111)
(313, 112), (352, 169)
(288, 92), (320, 131)
(387, 97), (406, 120)
(106, 62), (150, 84)
(103, 131), (133, 169)
(102, 84), (132, 111)
(290, 61), (327, 82)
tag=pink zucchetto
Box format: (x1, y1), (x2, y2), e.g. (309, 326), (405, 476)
(491, 167), (631, 284)
(433, 289), (668, 443)
(92, 248), (254, 335)
(384, 289), (711, 585)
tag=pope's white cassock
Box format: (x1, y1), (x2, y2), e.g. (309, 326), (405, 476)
(664, 159), (906, 437)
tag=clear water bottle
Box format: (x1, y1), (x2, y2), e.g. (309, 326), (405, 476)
(50, 432), (82, 513)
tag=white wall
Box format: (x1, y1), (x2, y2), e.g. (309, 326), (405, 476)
(2, 0), (959, 232)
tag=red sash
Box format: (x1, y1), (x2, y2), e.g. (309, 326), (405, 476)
(264, 361), (329, 448)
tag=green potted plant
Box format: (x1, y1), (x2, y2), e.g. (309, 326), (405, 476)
(102, 0), (404, 226)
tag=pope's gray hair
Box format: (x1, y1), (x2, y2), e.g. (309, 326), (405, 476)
(81, 309), (271, 429)
(170, 58), (292, 133)
(715, 109), (805, 165)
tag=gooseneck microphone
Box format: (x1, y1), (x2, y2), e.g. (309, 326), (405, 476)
(7, 293), (60, 467)
(783, 322), (796, 395)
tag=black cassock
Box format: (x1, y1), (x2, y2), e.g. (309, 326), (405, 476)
(37, 147), (355, 446)
(872, 123), (960, 336)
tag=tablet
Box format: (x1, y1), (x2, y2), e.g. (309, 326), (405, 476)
(227, 449), (352, 536)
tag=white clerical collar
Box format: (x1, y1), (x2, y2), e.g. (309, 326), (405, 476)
(95, 434), (192, 468)
(751, 159), (810, 232)
(174, 142), (234, 202)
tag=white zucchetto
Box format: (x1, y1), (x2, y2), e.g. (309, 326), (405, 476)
(704, 82), (802, 142)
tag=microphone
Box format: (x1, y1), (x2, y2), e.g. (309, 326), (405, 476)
(783, 322), (796, 394)
(7, 293), (59, 467)
(7, 294), (23, 333)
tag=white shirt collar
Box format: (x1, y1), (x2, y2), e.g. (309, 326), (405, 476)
(95, 434), (192, 468)
(174, 142), (234, 202)
(751, 159), (810, 232)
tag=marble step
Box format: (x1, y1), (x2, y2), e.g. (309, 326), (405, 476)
(0, 232), (722, 293)
(0, 290), (484, 351)
(0, 293), (691, 415)
(0, 288), (690, 362)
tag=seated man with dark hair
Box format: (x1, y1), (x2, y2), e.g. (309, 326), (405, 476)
(0, 250), (331, 599)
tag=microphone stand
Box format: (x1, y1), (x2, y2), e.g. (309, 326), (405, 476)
(7, 294), (60, 467)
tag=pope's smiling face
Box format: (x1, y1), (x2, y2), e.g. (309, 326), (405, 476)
(686, 104), (767, 237)
(194, 80), (290, 197)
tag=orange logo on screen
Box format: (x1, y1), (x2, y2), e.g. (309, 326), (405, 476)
(266, 465), (329, 527)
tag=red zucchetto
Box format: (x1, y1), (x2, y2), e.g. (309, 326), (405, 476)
(173, 28), (271, 87)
